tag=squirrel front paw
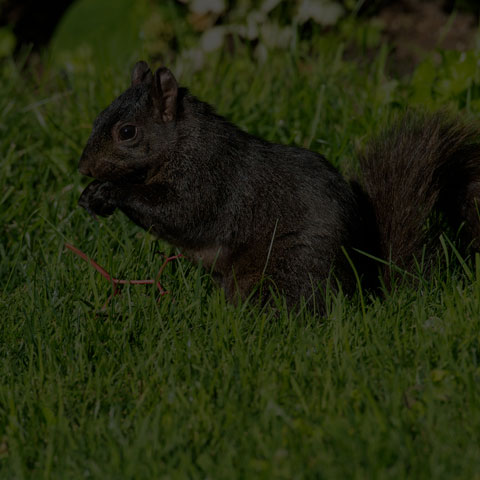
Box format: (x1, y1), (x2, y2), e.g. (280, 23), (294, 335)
(78, 180), (119, 217)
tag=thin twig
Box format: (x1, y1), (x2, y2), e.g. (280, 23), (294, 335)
(65, 242), (182, 309)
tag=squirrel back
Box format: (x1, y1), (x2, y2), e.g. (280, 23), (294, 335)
(77, 61), (480, 311)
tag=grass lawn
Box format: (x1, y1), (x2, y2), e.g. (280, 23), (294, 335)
(2, 22), (480, 479)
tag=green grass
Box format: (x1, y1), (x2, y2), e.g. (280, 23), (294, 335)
(2, 29), (480, 479)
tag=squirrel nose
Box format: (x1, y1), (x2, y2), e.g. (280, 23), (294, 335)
(78, 163), (92, 176)
(78, 151), (93, 176)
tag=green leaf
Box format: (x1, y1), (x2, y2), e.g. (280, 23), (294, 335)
(0, 27), (16, 58)
(49, 0), (150, 71)
(410, 58), (436, 104)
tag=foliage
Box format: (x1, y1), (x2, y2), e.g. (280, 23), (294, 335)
(0, 26), (15, 58)
(47, 0), (381, 73)
(49, 0), (152, 72)
(410, 49), (480, 110)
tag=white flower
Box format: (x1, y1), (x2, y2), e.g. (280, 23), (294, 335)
(297, 0), (345, 26)
(190, 0), (226, 15)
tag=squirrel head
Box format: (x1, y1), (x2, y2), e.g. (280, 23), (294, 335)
(78, 61), (179, 183)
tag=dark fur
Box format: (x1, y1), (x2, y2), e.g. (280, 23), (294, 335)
(356, 111), (480, 287)
(78, 62), (480, 311)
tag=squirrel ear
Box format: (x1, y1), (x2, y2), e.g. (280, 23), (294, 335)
(153, 67), (178, 123)
(131, 61), (153, 87)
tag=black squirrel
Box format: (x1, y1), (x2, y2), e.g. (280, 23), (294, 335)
(77, 61), (480, 311)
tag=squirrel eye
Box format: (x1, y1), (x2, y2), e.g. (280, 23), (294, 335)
(118, 124), (137, 141)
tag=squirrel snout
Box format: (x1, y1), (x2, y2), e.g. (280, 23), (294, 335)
(78, 164), (92, 176)
(78, 153), (93, 177)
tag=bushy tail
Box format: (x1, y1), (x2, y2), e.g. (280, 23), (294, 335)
(357, 110), (480, 286)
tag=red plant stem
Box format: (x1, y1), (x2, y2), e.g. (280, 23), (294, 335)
(65, 242), (182, 308)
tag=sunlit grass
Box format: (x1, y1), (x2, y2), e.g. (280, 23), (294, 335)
(1, 34), (480, 478)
